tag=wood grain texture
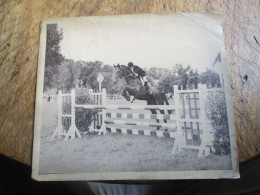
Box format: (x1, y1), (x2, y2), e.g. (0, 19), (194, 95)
(0, 0), (259, 165)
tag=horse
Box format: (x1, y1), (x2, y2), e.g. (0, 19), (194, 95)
(112, 64), (173, 129)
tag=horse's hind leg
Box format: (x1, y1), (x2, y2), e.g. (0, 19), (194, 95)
(149, 109), (160, 130)
(159, 109), (167, 123)
(147, 98), (160, 130)
(159, 109), (168, 131)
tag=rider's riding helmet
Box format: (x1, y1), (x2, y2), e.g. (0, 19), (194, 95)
(127, 62), (134, 68)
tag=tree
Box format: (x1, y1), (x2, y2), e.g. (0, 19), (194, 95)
(44, 24), (64, 92)
(56, 59), (75, 92)
(77, 61), (103, 90)
(174, 64), (191, 87)
(199, 69), (220, 87)
(156, 64), (195, 93)
(147, 67), (168, 80)
(157, 72), (176, 93)
(45, 24), (64, 68)
(187, 70), (199, 88)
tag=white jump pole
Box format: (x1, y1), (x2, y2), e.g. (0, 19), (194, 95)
(64, 89), (81, 140)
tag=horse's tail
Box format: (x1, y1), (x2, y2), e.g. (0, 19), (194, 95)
(164, 93), (170, 105)
(163, 92), (173, 114)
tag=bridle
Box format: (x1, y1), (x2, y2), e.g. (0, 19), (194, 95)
(114, 64), (135, 78)
(113, 64), (142, 86)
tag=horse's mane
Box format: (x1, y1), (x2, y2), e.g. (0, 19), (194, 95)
(120, 65), (128, 69)
(119, 65), (132, 77)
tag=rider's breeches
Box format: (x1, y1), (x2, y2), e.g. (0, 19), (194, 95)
(142, 76), (147, 83)
(139, 76), (148, 85)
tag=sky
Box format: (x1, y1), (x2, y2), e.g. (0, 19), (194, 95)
(59, 13), (226, 73)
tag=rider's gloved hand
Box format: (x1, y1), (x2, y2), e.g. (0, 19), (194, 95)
(130, 75), (138, 79)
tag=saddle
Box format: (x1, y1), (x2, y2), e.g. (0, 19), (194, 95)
(130, 85), (153, 103)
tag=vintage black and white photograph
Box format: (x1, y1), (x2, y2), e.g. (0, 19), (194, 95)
(32, 13), (239, 180)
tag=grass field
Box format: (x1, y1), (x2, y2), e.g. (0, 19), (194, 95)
(39, 98), (232, 174)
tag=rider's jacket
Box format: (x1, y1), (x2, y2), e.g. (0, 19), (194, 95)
(130, 65), (146, 77)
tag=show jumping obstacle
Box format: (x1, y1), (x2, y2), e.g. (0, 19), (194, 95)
(51, 90), (81, 141)
(52, 83), (224, 157)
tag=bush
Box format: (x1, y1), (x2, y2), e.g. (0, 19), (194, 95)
(75, 88), (98, 132)
(205, 91), (231, 155)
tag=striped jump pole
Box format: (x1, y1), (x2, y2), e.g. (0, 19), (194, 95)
(106, 113), (176, 120)
(74, 104), (175, 110)
(105, 119), (176, 129)
(106, 127), (177, 139)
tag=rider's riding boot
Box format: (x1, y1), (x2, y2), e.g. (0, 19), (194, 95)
(144, 82), (152, 95)
(130, 96), (135, 103)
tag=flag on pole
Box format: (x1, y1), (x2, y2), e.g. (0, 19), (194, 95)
(213, 52), (221, 67)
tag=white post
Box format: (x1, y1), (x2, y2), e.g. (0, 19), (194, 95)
(88, 89), (96, 132)
(97, 73), (104, 94)
(64, 89), (81, 140)
(52, 90), (63, 139)
(98, 88), (107, 135)
(99, 80), (101, 93)
(198, 84), (212, 157)
(172, 85), (186, 154)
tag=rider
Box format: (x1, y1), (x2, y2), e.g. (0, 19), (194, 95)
(127, 62), (152, 94)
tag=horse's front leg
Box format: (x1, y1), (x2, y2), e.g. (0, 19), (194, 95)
(122, 87), (130, 101)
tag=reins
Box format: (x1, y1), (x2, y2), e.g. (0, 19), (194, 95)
(116, 65), (143, 86)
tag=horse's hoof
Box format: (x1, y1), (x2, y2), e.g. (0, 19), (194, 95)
(130, 96), (135, 102)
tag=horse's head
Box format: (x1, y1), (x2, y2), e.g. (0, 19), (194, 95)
(112, 63), (124, 84)
(112, 64), (139, 87)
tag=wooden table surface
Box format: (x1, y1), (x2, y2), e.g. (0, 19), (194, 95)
(0, 0), (259, 166)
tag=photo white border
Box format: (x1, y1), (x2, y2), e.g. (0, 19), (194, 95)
(32, 13), (239, 181)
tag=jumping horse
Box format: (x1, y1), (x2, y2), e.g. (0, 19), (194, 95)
(112, 64), (173, 129)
